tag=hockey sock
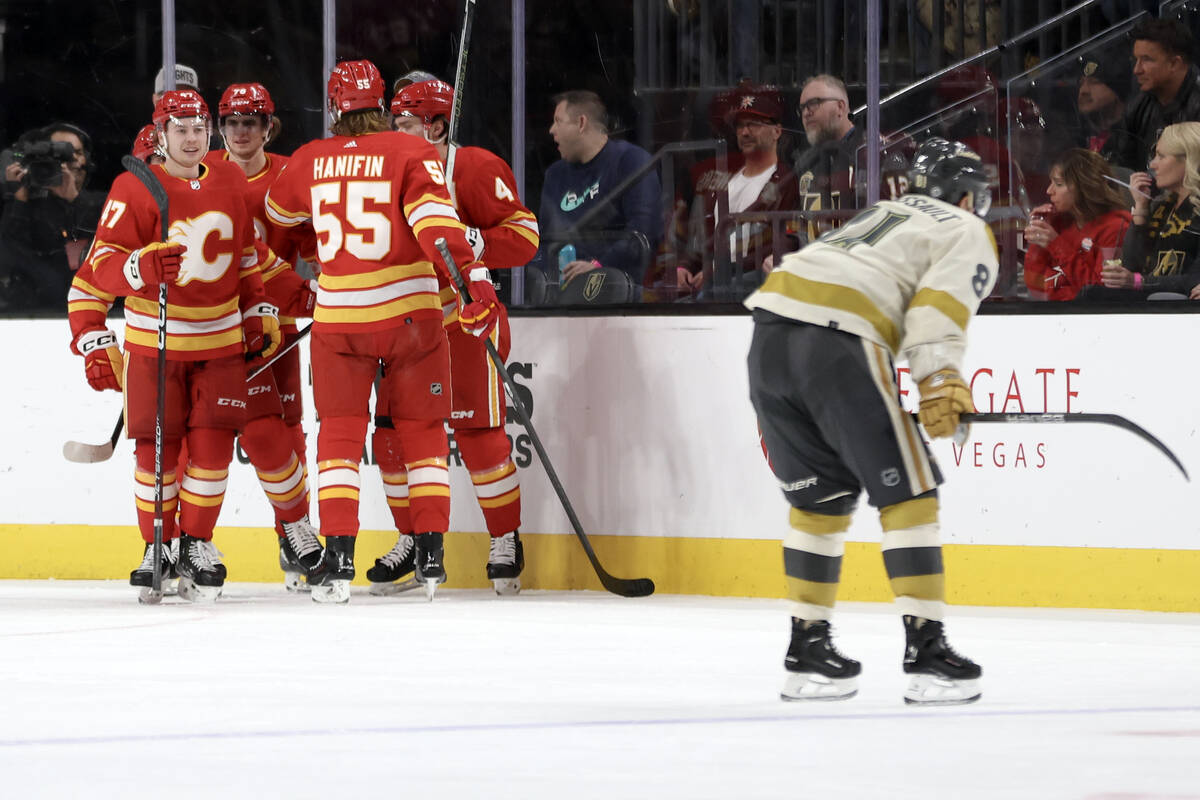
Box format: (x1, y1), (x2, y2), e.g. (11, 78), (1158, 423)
(392, 419), (450, 535)
(288, 420), (311, 508)
(371, 426), (412, 534)
(317, 416), (367, 537)
(879, 493), (946, 621)
(178, 427), (236, 540)
(134, 438), (181, 544)
(784, 506), (851, 621)
(456, 427), (521, 536)
(241, 415), (309, 531)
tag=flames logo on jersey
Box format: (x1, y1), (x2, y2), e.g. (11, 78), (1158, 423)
(169, 212), (236, 285)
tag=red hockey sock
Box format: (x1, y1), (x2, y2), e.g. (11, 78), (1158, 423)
(134, 438), (181, 544)
(178, 427), (236, 540)
(457, 427), (521, 536)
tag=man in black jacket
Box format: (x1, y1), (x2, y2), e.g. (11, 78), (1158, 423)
(1115, 18), (1200, 171)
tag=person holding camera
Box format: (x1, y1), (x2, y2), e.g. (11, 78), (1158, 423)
(0, 122), (104, 311)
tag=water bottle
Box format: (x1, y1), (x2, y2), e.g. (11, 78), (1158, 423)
(557, 243), (576, 288)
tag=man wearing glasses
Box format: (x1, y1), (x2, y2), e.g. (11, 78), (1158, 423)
(793, 75), (862, 242)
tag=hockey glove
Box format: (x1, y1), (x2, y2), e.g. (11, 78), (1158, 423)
(917, 369), (974, 439)
(75, 328), (124, 392)
(123, 241), (186, 290)
(243, 302), (282, 360)
(458, 267), (501, 339)
(297, 279), (318, 317)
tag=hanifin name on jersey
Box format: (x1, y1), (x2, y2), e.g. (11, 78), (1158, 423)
(312, 154), (386, 180)
(896, 194), (962, 223)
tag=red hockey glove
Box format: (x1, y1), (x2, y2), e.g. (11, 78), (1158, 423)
(243, 302), (281, 360)
(458, 267), (500, 339)
(75, 328), (124, 392)
(298, 279), (318, 317)
(123, 241), (186, 290)
(917, 369), (974, 439)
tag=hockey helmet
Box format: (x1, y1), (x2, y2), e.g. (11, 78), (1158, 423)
(153, 89), (210, 126)
(219, 83), (275, 119)
(392, 69), (440, 93)
(327, 60), (385, 122)
(391, 79), (454, 124)
(907, 137), (992, 217)
(132, 124), (163, 163)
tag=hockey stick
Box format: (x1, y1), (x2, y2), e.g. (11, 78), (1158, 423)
(435, 238), (655, 597)
(960, 412), (1188, 480)
(65, 322), (315, 463)
(443, 0), (476, 207)
(121, 154), (170, 603)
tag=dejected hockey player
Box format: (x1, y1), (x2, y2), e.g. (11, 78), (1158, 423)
(744, 137), (996, 705)
(368, 77), (539, 596)
(208, 82), (324, 591)
(82, 89), (280, 602)
(263, 60), (499, 603)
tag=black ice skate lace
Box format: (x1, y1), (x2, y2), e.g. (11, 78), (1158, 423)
(489, 532), (516, 564)
(283, 517), (322, 557)
(189, 539), (221, 571)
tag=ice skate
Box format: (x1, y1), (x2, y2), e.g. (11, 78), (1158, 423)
(780, 618), (861, 701)
(414, 531), (446, 601)
(901, 615), (982, 706)
(486, 531), (524, 596)
(279, 516), (323, 593)
(366, 533), (419, 596)
(306, 535), (354, 604)
(131, 540), (176, 604)
(176, 533), (225, 603)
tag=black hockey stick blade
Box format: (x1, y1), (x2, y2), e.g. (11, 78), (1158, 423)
(962, 412), (1189, 480)
(63, 415), (124, 463)
(433, 238), (655, 597)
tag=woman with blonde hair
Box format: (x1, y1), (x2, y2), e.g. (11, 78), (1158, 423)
(1098, 121), (1200, 299)
(1023, 148), (1131, 300)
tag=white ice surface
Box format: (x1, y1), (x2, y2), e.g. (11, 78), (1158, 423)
(1, 583), (1198, 799)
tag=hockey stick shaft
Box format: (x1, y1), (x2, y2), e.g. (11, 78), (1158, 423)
(444, 0), (475, 206)
(435, 237), (654, 597)
(959, 412), (1188, 479)
(122, 155), (171, 598)
(66, 323), (314, 464)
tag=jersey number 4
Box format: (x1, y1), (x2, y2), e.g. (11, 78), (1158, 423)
(311, 181), (392, 261)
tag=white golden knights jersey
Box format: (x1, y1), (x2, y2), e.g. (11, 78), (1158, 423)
(745, 193), (998, 382)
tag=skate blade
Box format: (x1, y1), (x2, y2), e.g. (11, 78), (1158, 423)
(283, 571), (313, 593)
(492, 577), (521, 596)
(780, 672), (858, 702)
(137, 587), (164, 605)
(177, 578), (222, 604)
(903, 675), (981, 706)
(163, 577), (179, 597)
(311, 580), (351, 604)
(368, 578), (420, 596)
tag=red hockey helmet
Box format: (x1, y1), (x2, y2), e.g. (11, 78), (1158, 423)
(391, 79), (454, 123)
(327, 60), (385, 121)
(131, 124), (162, 162)
(153, 89), (210, 126)
(219, 82), (275, 119)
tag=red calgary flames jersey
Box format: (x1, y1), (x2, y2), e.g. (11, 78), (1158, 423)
(264, 130), (479, 334)
(85, 159), (265, 361)
(452, 146), (539, 268)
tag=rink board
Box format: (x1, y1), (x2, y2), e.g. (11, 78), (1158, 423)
(3, 314), (1198, 611)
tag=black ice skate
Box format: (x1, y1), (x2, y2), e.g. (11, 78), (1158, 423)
(486, 531), (524, 595)
(902, 615), (982, 705)
(306, 534), (355, 604)
(781, 618), (861, 701)
(176, 533), (225, 603)
(279, 516), (323, 593)
(366, 533), (419, 596)
(130, 540), (178, 603)
(414, 531), (446, 601)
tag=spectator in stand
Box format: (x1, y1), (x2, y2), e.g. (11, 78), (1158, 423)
(677, 82), (798, 295)
(1023, 148), (1131, 300)
(1094, 122), (1200, 299)
(1114, 19), (1200, 171)
(1078, 56), (1132, 164)
(0, 122), (105, 311)
(793, 74), (861, 239)
(152, 63), (200, 106)
(534, 90), (662, 287)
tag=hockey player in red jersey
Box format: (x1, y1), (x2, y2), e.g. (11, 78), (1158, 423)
(81, 89), (280, 602)
(367, 76), (539, 595)
(205, 82), (324, 590)
(263, 59), (499, 603)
